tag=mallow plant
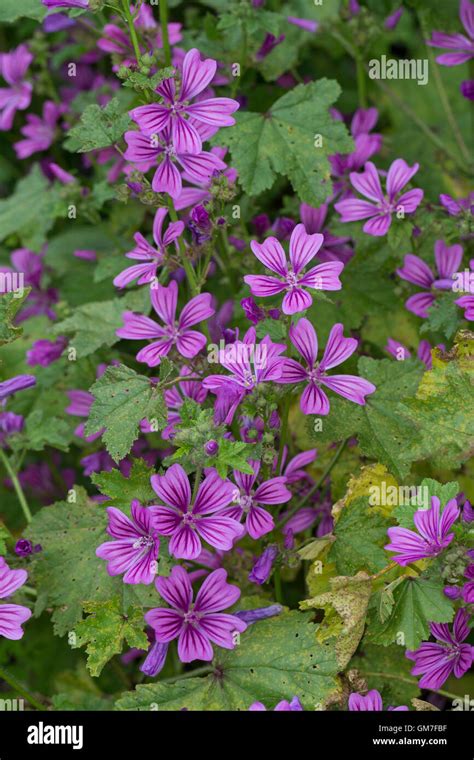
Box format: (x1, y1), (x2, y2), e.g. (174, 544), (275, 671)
(0, 0), (471, 714)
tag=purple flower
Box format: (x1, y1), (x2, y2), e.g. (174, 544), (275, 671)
(14, 539), (41, 557)
(117, 281), (215, 367)
(96, 500), (161, 585)
(456, 295), (474, 320)
(461, 79), (474, 99)
(330, 108), (382, 198)
(385, 338), (433, 369)
(113, 208), (184, 288)
(287, 17), (318, 33)
(300, 203), (353, 264)
(150, 465), (244, 560)
(14, 101), (64, 159)
(385, 496), (460, 566)
(335, 159), (423, 236)
(235, 604), (283, 624)
(385, 7), (404, 30)
(129, 48), (239, 154)
(248, 545), (278, 585)
(145, 566), (247, 662)
(244, 223), (344, 315)
(250, 696), (303, 711)
(0, 374), (36, 401)
(123, 127), (226, 199)
(189, 204), (212, 245)
(406, 609), (474, 690)
(0, 557), (32, 640)
(256, 34), (285, 61)
(42, 0), (89, 7)
(0, 44), (32, 131)
(276, 318), (376, 415)
(439, 192), (474, 216)
(26, 337), (67, 367)
(204, 440), (219, 456)
(203, 328), (286, 424)
(140, 640), (169, 676)
(223, 461), (291, 539)
(348, 690), (408, 711)
(0, 248), (58, 321)
(427, 0), (474, 66)
(397, 240), (463, 318)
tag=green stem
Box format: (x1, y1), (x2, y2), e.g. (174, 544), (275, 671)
(0, 449), (32, 524)
(276, 318), (293, 474)
(356, 56), (367, 109)
(273, 566), (283, 604)
(159, 665), (213, 684)
(121, 0), (141, 64)
(159, 0), (172, 67)
(192, 467), (202, 503)
(167, 200), (199, 295)
(0, 665), (45, 710)
(277, 438), (348, 529)
(418, 12), (472, 167)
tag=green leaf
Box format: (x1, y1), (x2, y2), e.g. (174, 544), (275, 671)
(122, 67), (175, 92)
(0, 523), (11, 555)
(421, 292), (461, 340)
(24, 489), (120, 636)
(0, 289), (31, 345)
(72, 599), (148, 677)
(0, 0), (46, 22)
(0, 166), (63, 249)
(64, 98), (132, 153)
(116, 611), (340, 710)
(300, 572), (373, 669)
(208, 439), (255, 478)
(309, 358), (425, 480)
(24, 489), (160, 636)
(53, 296), (140, 358)
(367, 577), (454, 649)
(12, 409), (72, 452)
(393, 478), (460, 528)
(329, 498), (391, 575)
(399, 360), (474, 471)
(214, 80), (353, 205)
(91, 460), (156, 510)
(351, 642), (420, 707)
(85, 364), (167, 462)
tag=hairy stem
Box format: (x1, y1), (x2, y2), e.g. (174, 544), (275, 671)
(159, 0), (172, 68)
(0, 665), (46, 710)
(0, 449), (32, 524)
(277, 438), (349, 529)
(121, 0), (141, 64)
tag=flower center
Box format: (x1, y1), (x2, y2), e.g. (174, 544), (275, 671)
(286, 269), (299, 288)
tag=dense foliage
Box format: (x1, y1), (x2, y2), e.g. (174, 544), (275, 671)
(0, 0), (472, 713)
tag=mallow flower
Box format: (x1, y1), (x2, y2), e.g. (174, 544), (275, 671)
(129, 48), (239, 154)
(222, 460), (291, 539)
(406, 609), (474, 689)
(145, 566), (247, 662)
(427, 0), (474, 66)
(150, 465), (244, 560)
(348, 690), (408, 711)
(113, 207), (184, 288)
(96, 500), (161, 585)
(335, 159), (423, 236)
(385, 496), (460, 565)
(244, 223), (343, 315)
(396, 240), (464, 318)
(276, 318), (376, 415)
(0, 557), (32, 640)
(123, 127), (226, 199)
(117, 281), (215, 366)
(0, 44), (33, 131)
